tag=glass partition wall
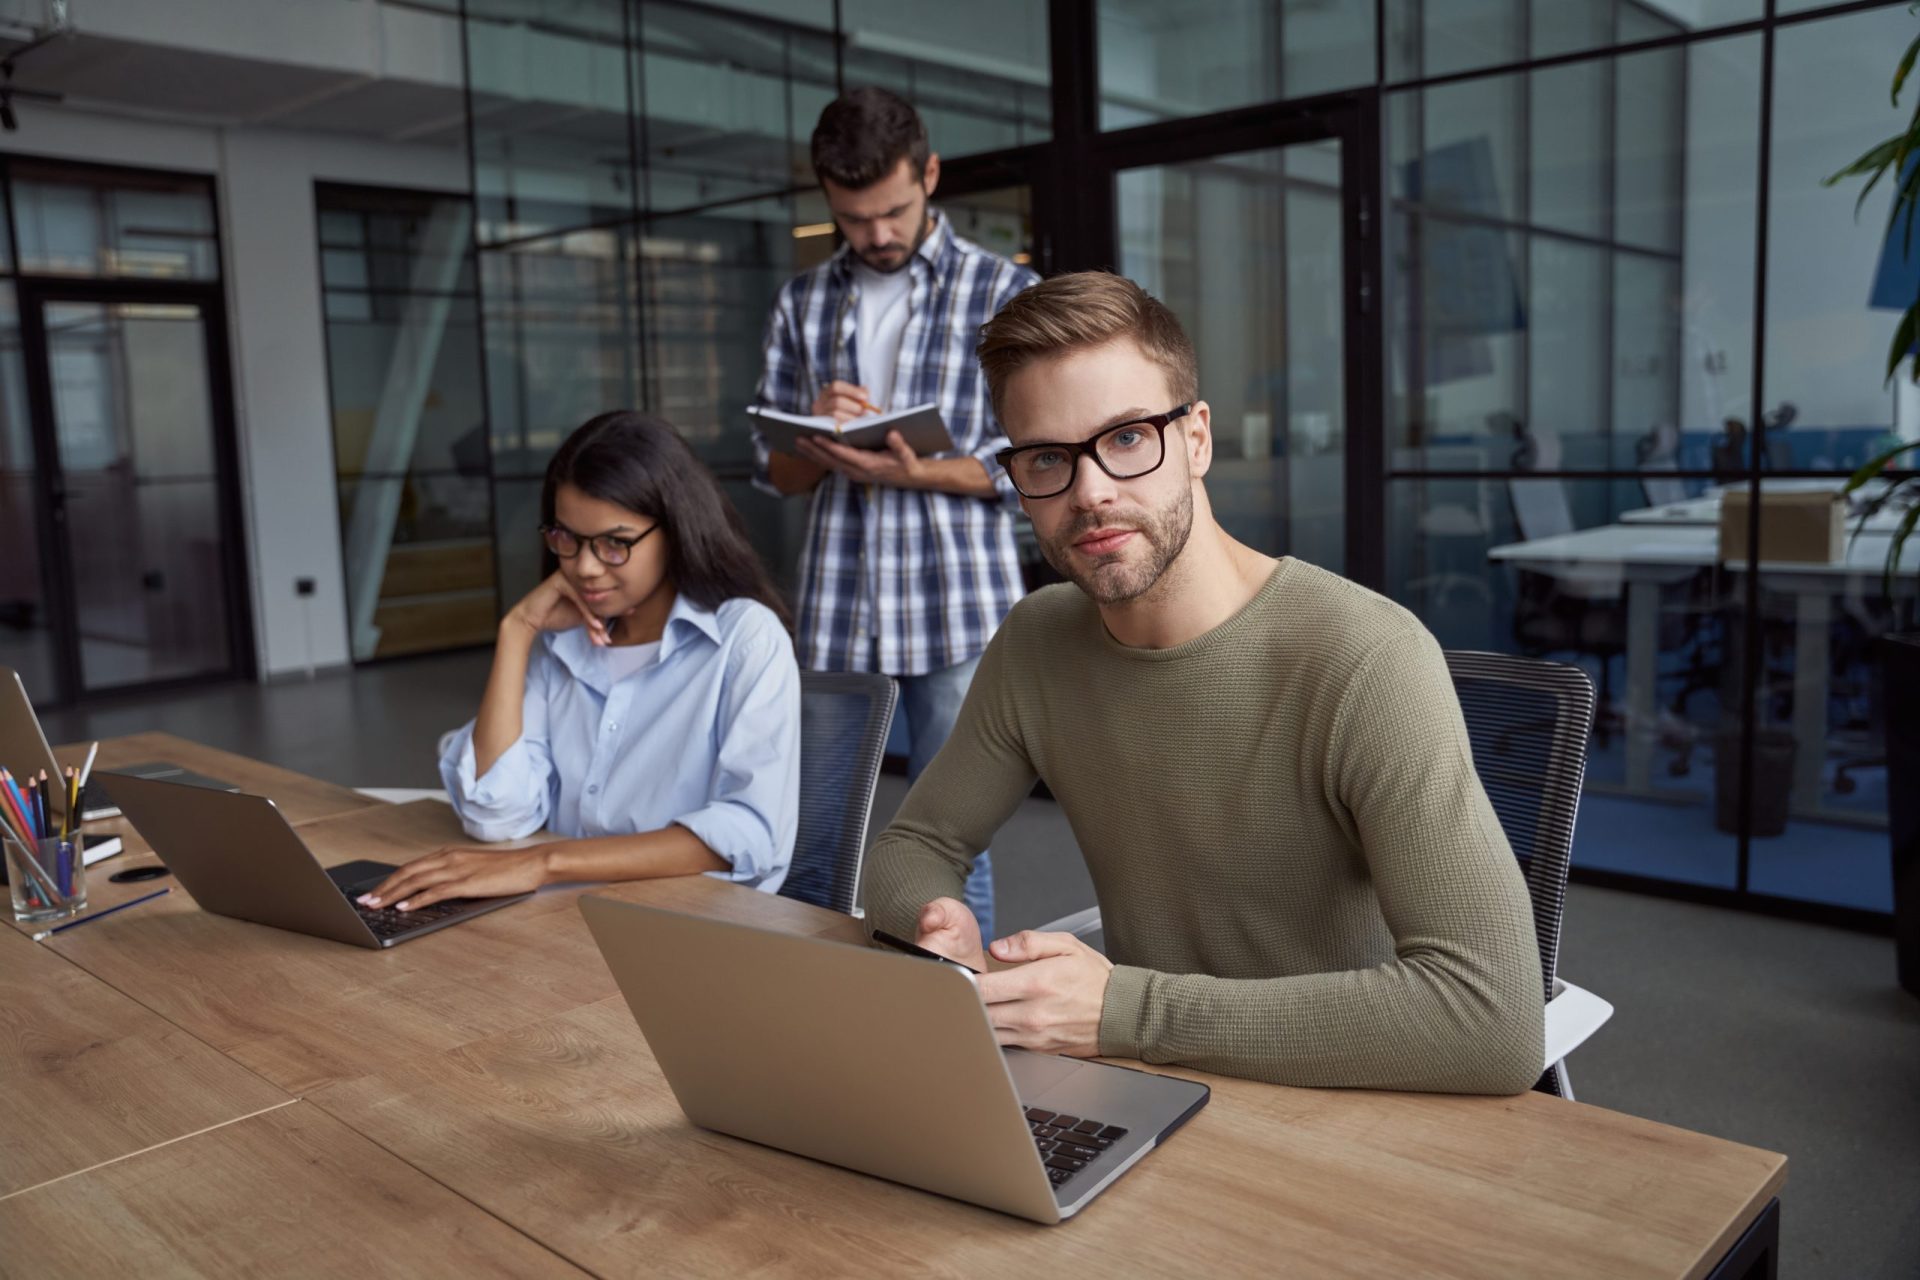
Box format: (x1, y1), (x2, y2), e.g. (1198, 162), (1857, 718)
(456, 0), (1917, 928)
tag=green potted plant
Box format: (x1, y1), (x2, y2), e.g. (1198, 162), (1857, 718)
(1827, 17), (1920, 995)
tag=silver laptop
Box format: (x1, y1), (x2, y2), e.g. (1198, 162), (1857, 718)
(105, 772), (530, 948)
(579, 895), (1210, 1223)
(0, 666), (234, 821)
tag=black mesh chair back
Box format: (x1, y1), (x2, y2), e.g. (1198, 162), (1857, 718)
(1445, 650), (1596, 1090)
(779, 671), (899, 915)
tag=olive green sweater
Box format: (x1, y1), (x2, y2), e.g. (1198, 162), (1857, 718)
(864, 559), (1545, 1095)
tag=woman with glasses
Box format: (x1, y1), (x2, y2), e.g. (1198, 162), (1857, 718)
(360, 411), (801, 913)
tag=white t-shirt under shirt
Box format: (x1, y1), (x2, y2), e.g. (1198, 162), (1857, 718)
(851, 259), (913, 409)
(598, 639), (661, 683)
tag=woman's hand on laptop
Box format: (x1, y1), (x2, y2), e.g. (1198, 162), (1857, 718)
(974, 931), (1115, 1058)
(914, 896), (989, 972)
(359, 846), (553, 912)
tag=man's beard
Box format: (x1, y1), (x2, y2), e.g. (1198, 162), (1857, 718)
(1038, 485), (1194, 606)
(854, 207), (932, 274)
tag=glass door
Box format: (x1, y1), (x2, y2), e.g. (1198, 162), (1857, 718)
(1084, 97), (1383, 585)
(1115, 140), (1350, 572)
(25, 292), (247, 695)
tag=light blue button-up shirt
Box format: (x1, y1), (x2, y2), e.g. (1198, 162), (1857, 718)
(438, 595), (800, 893)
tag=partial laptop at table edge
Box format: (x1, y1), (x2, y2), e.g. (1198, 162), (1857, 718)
(579, 894), (1209, 1224)
(102, 771), (529, 948)
(0, 665), (236, 821)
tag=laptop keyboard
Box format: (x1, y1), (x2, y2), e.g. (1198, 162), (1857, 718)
(1025, 1108), (1128, 1189)
(353, 898), (469, 939)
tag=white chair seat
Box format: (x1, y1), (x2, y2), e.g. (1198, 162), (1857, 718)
(354, 787), (451, 805)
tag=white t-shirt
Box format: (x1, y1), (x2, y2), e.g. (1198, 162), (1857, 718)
(598, 639), (661, 683)
(852, 259), (913, 409)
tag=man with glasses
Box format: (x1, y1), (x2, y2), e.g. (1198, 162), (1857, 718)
(753, 87), (1037, 939)
(861, 272), (1546, 1094)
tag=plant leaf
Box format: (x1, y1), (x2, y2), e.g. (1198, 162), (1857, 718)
(1895, 32), (1920, 106)
(1885, 305), (1919, 383)
(1881, 500), (1920, 601)
(1844, 438), (1920, 492)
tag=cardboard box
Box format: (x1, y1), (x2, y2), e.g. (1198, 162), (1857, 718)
(1718, 488), (1845, 563)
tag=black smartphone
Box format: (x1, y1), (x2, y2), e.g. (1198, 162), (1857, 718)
(870, 928), (982, 975)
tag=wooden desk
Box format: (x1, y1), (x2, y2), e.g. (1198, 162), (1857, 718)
(37, 800), (614, 1094)
(0, 921), (290, 1198)
(309, 878), (1786, 1280)
(4, 732), (387, 939)
(71, 731), (381, 828)
(0, 1102), (586, 1277)
(10, 741), (1786, 1277)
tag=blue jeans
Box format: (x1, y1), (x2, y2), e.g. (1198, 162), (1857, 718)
(896, 654), (995, 942)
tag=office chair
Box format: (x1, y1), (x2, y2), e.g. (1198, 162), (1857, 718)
(778, 670), (898, 916)
(1039, 650), (1612, 1099)
(1501, 426), (1627, 740)
(1634, 421), (1691, 508)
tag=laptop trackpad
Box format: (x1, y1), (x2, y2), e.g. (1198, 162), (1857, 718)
(325, 859), (399, 893)
(1005, 1048), (1086, 1099)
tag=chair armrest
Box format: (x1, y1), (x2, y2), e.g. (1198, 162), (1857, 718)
(1037, 906), (1103, 938)
(1544, 977), (1613, 1071)
(355, 787), (452, 805)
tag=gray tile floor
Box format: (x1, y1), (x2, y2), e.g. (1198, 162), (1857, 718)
(44, 652), (1920, 1276)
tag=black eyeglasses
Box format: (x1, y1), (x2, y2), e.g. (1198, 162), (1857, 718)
(539, 521), (660, 567)
(994, 405), (1191, 499)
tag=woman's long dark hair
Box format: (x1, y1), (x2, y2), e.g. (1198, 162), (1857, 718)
(542, 411), (792, 628)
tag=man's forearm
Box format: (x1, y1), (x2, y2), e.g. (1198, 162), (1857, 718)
(862, 828), (976, 942)
(769, 451), (826, 495)
(1098, 943), (1545, 1095)
(910, 457), (998, 497)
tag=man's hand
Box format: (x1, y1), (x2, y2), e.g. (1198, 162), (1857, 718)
(975, 930), (1115, 1058)
(914, 896), (988, 973)
(811, 380), (875, 424)
(796, 430), (929, 489)
(359, 846), (553, 912)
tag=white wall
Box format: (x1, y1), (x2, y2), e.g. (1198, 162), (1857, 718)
(5, 103), (466, 679)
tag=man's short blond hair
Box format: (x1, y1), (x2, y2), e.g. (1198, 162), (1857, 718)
(977, 271), (1198, 420)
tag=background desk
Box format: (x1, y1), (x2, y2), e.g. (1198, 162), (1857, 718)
(4, 738), (1788, 1278)
(1490, 524), (1916, 812)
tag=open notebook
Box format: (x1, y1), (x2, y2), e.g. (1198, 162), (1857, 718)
(748, 403), (953, 456)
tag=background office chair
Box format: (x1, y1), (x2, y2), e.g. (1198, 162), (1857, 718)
(778, 670), (898, 916)
(1039, 650), (1612, 1099)
(359, 674), (898, 917)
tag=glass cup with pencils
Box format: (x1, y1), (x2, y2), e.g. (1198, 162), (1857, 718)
(2, 766), (86, 924)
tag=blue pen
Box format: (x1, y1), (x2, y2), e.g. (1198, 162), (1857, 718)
(30, 886), (169, 941)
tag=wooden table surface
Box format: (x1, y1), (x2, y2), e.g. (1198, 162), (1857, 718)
(4, 735), (1787, 1278)
(0, 1103), (586, 1278)
(313, 879), (1786, 1280)
(0, 919), (290, 1199)
(37, 800), (610, 1094)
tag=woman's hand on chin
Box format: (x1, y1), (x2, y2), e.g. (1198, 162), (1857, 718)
(505, 572), (609, 646)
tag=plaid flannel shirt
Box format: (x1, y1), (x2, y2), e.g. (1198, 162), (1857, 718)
(752, 209), (1039, 676)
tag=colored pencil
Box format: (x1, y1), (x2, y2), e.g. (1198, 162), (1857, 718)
(64, 766), (78, 838)
(30, 886), (165, 940)
(76, 741), (99, 791)
(0, 770), (34, 844)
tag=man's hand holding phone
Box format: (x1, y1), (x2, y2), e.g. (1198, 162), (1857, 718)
(912, 895), (1113, 1058)
(914, 896), (989, 972)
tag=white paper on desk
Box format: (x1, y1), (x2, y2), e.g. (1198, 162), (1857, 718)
(81, 835), (124, 866)
(747, 403), (953, 456)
